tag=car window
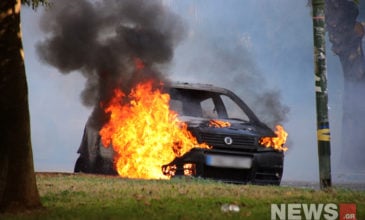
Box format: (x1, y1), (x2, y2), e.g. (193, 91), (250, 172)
(169, 88), (250, 121)
(169, 88), (204, 117)
(169, 99), (183, 115)
(169, 98), (202, 117)
(220, 95), (249, 121)
(201, 98), (218, 118)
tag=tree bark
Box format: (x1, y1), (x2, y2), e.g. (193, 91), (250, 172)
(0, 0), (42, 212)
(326, 0), (365, 170)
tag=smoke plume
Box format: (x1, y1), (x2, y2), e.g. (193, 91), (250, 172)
(37, 0), (288, 129)
(172, 33), (289, 128)
(37, 0), (186, 128)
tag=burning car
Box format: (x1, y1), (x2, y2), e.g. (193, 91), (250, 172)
(74, 81), (286, 185)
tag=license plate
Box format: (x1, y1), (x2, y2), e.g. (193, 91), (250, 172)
(205, 154), (252, 169)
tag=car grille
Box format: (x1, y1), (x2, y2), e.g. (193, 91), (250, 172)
(199, 132), (257, 151)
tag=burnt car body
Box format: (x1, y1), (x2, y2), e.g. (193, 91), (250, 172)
(74, 82), (284, 185)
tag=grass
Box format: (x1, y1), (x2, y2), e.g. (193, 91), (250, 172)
(2, 172), (364, 219)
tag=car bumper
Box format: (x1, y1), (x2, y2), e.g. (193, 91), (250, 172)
(162, 148), (284, 185)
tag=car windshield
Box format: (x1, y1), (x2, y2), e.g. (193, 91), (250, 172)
(168, 88), (250, 122)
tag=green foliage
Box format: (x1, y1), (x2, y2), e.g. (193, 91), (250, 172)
(1, 173), (364, 219)
(21, 0), (49, 9)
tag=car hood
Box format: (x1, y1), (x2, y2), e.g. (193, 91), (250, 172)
(178, 116), (275, 137)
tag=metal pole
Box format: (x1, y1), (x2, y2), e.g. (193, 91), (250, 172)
(311, 0), (332, 189)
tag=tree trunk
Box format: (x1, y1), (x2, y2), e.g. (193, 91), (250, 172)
(326, 0), (365, 170)
(0, 0), (42, 212)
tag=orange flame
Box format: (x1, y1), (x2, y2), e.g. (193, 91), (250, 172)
(99, 81), (210, 179)
(209, 119), (231, 128)
(259, 125), (288, 152)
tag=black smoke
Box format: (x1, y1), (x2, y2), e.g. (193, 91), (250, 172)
(37, 0), (289, 130)
(37, 0), (186, 129)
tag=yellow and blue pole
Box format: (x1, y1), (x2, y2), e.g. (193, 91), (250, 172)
(312, 0), (332, 189)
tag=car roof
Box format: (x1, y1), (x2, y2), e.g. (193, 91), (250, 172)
(168, 82), (230, 94)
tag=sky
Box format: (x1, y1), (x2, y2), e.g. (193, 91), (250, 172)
(20, 0), (362, 182)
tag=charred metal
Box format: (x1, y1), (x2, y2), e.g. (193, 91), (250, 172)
(74, 82), (285, 185)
